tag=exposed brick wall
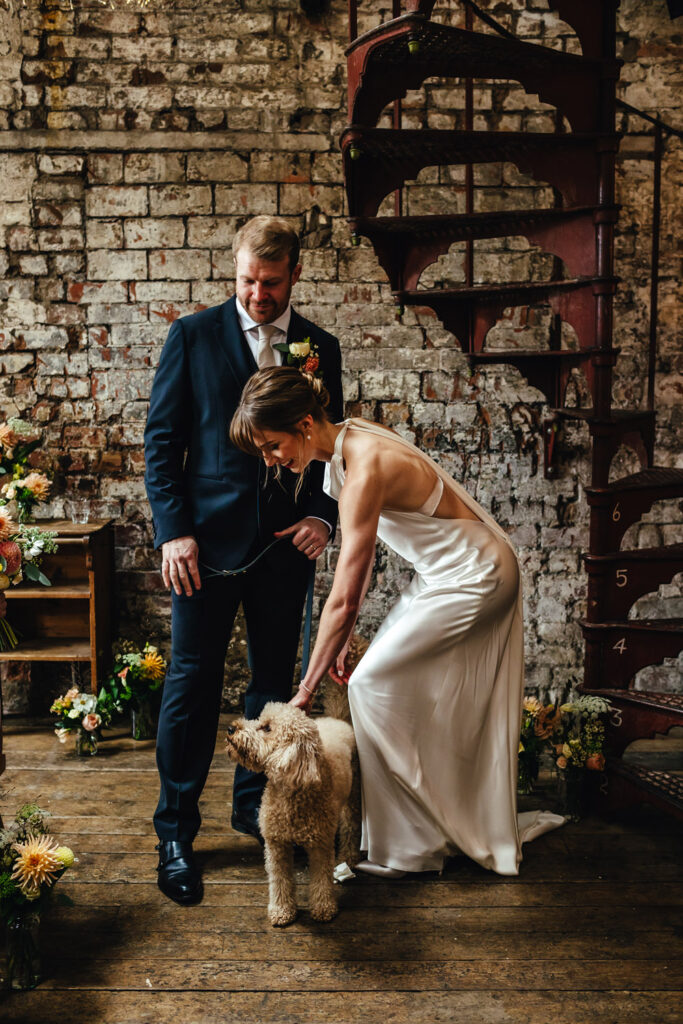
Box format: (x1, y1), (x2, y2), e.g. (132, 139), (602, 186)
(1, 0), (681, 713)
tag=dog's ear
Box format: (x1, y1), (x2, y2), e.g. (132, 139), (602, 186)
(268, 719), (322, 789)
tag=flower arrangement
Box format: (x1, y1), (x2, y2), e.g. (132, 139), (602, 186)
(50, 686), (112, 756)
(274, 337), (321, 378)
(0, 417), (51, 523)
(0, 803), (75, 989)
(518, 697), (561, 794)
(552, 694), (611, 774)
(517, 692), (612, 818)
(0, 519), (58, 650)
(103, 640), (167, 739)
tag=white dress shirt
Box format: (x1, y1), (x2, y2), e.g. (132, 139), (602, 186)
(235, 298), (291, 365)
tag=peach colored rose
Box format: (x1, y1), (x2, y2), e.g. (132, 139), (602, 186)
(82, 713), (101, 732)
(586, 753), (605, 771)
(118, 666), (129, 679)
(556, 756), (568, 769)
(304, 356), (319, 374)
(0, 423), (17, 457)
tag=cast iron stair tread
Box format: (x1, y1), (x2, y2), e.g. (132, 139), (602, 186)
(582, 618), (683, 633)
(586, 543), (683, 565)
(398, 276), (599, 302)
(349, 207), (606, 287)
(586, 689), (683, 714)
(341, 127), (618, 214)
(347, 13), (619, 132)
(607, 760), (683, 813)
(550, 408), (656, 424)
(350, 207), (600, 237)
(586, 468), (683, 497)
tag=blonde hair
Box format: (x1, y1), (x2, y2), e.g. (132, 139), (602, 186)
(232, 216), (301, 271)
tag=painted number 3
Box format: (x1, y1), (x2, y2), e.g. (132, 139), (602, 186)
(613, 637), (627, 654)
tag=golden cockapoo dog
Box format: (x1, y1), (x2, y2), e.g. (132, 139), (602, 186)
(226, 702), (355, 926)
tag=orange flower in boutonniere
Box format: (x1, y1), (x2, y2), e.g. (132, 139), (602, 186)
(274, 338), (323, 381)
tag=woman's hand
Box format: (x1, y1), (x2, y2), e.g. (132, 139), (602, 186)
(289, 684), (315, 714)
(329, 644), (351, 686)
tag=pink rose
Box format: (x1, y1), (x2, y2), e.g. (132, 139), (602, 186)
(586, 753), (605, 771)
(556, 756), (567, 769)
(82, 713), (101, 732)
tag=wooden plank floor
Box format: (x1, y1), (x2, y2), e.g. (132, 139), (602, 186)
(1, 716), (682, 1023)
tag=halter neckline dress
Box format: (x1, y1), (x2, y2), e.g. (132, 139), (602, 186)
(324, 418), (564, 875)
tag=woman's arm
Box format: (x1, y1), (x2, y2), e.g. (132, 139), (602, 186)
(290, 462), (382, 710)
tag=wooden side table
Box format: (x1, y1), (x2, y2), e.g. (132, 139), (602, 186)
(0, 519), (114, 694)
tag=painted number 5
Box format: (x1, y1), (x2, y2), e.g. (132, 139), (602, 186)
(615, 569), (628, 588)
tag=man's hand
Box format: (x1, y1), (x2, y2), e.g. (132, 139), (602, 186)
(161, 535), (201, 596)
(274, 517), (330, 560)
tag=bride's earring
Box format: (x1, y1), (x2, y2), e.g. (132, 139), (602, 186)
(306, 434), (311, 440)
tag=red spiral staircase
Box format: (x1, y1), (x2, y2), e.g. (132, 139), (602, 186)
(342, 0), (683, 819)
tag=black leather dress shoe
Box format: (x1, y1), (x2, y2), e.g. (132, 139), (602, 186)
(156, 840), (203, 905)
(231, 807), (264, 846)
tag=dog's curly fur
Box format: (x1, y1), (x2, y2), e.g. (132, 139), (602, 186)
(226, 702), (355, 927)
(318, 633), (369, 868)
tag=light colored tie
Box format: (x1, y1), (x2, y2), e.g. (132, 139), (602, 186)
(256, 324), (278, 368)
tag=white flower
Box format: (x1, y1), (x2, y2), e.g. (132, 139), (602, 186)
(289, 340), (310, 358)
(68, 708), (80, 719)
(55, 727), (70, 743)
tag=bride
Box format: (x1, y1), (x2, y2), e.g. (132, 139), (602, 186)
(230, 367), (564, 878)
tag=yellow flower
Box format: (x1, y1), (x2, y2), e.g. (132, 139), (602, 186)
(562, 743), (572, 758)
(0, 572), (10, 590)
(140, 650), (165, 680)
(0, 507), (17, 541)
(11, 835), (63, 895)
(54, 846), (75, 869)
(23, 472), (50, 501)
(523, 696), (543, 716)
(518, 740), (524, 753)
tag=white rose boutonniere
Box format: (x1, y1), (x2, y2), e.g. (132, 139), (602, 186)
(274, 337), (322, 379)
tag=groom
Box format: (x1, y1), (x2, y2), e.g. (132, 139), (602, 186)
(144, 216), (344, 905)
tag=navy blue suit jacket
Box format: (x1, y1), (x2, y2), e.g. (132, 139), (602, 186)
(144, 296), (343, 570)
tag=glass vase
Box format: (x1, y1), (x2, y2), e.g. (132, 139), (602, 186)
(4, 910), (41, 990)
(517, 752), (540, 795)
(557, 768), (586, 821)
(75, 729), (98, 757)
(131, 699), (156, 741)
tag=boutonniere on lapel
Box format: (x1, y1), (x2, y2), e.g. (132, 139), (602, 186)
(274, 337), (322, 379)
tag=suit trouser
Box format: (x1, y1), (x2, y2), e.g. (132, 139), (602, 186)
(153, 552), (310, 843)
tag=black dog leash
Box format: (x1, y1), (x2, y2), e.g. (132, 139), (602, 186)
(199, 540), (316, 678)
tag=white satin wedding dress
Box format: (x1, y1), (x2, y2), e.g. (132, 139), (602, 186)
(324, 419), (564, 875)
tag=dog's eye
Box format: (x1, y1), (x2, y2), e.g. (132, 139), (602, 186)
(260, 724), (271, 733)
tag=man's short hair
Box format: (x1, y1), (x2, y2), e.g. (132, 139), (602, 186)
(233, 216), (301, 271)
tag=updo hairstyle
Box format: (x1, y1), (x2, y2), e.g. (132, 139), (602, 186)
(230, 366), (331, 458)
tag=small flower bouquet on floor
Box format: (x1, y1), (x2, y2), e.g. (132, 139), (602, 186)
(104, 640), (167, 740)
(50, 687), (112, 756)
(0, 417), (51, 523)
(0, 803), (75, 989)
(517, 697), (561, 794)
(551, 694), (612, 820)
(0, 516), (58, 651)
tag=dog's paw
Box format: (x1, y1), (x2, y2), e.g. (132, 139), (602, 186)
(268, 904), (298, 927)
(310, 899), (338, 923)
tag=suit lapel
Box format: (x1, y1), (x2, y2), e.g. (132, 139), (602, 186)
(214, 296), (257, 389)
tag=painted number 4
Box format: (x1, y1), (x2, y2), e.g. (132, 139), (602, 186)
(613, 637), (627, 654)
